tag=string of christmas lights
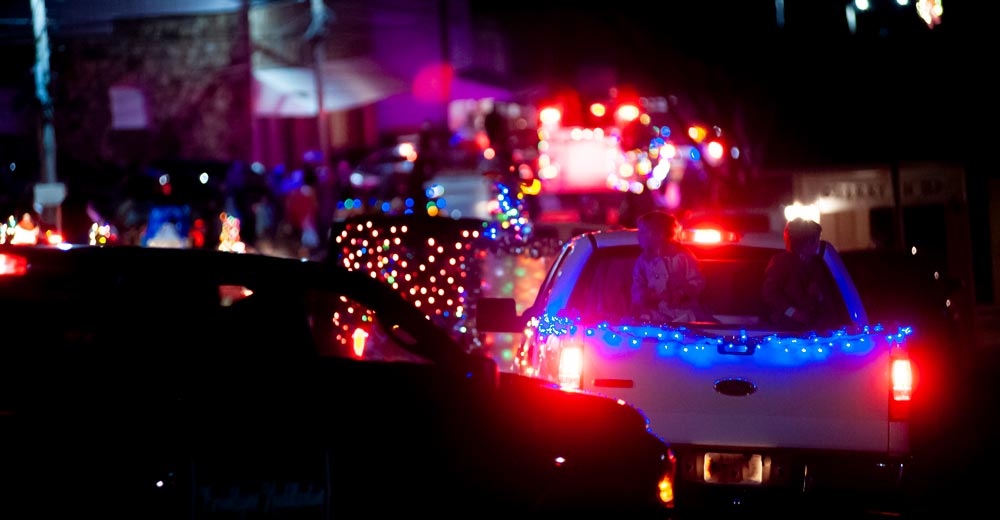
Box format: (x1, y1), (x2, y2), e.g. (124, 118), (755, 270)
(521, 312), (914, 368)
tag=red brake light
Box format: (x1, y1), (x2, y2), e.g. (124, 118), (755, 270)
(0, 253), (27, 276)
(889, 355), (912, 421)
(558, 346), (583, 390)
(892, 358), (912, 401)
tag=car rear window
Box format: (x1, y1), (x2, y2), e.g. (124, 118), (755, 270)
(565, 244), (850, 328)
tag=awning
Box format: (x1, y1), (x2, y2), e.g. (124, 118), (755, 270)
(253, 57), (409, 117)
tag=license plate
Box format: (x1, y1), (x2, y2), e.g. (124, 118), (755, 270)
(703, 452), (764, 485)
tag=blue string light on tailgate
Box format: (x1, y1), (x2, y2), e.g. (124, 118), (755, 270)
(533, 313), (913, 368)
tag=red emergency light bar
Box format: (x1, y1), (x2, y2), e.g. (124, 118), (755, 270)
(681, 227), (740, 245)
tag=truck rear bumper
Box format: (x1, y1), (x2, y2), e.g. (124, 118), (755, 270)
(671, 445), (910, 515)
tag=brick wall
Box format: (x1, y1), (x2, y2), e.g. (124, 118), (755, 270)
(52, 12), (252, 169)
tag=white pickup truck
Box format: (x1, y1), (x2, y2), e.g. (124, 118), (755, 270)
(477, 227), (916, 514)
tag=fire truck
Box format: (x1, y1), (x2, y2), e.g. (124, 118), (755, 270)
(527, 91), (727, 228)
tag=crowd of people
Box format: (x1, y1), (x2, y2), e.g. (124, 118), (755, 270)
(0, 152), (364, 259)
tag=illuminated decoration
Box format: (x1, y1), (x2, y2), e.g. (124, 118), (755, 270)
(521, 178), (542, 196)
(0, 215), (14, 244)
(331, 215), (565, 352)
(218, 212), (246, 253)
(1, 214), (40, 246)
(328, 302), (378, 358)
(88, 222), (117, 246)
(331, 216), (485, 345)
(521, 314), (915, 370)
(43, 230), (62, 245)
(916, 0), (942, 28)
(479, 250), (549, 364)
(485, 181), (532, 242)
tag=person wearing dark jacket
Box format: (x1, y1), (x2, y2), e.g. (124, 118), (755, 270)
(630, 211), (706, 322)
(762, 218), (838, 330)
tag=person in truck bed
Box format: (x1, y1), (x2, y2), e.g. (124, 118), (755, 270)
(630, 210), (707, 322)
(762, 217), (839, 330)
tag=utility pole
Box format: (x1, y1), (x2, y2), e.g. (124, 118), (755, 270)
(306, 0), (332, 162)
(30, 0), (64, 233)
(438, 0), (450, 128)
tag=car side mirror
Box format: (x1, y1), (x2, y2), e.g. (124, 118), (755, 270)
(475, 297), (524, 333)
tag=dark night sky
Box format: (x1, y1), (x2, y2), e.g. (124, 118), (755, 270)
(473, 0), (991, 170)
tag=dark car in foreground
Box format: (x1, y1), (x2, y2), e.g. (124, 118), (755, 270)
(0, 245), (675, 518)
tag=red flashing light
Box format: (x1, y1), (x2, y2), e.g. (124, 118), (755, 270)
(539, 107), (562, 125)
(0, 253), (28, 276)
(681, 227), (739, 245)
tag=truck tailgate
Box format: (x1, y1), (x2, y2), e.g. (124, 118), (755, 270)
(580, 326), (897, 453)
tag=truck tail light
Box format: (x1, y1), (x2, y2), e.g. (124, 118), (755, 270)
(892, 358), (912, 401)
(890, 356), (912, 421)
(558, 346), (583, 390)
(658, 472), (675, 507)
(0, 253), (27, 276)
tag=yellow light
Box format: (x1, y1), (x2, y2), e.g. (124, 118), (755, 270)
(687, 125), (707, 143)
(522, 179), (542, 195)
(658, 475), (675, 505)
(590, 102), (606, 117)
